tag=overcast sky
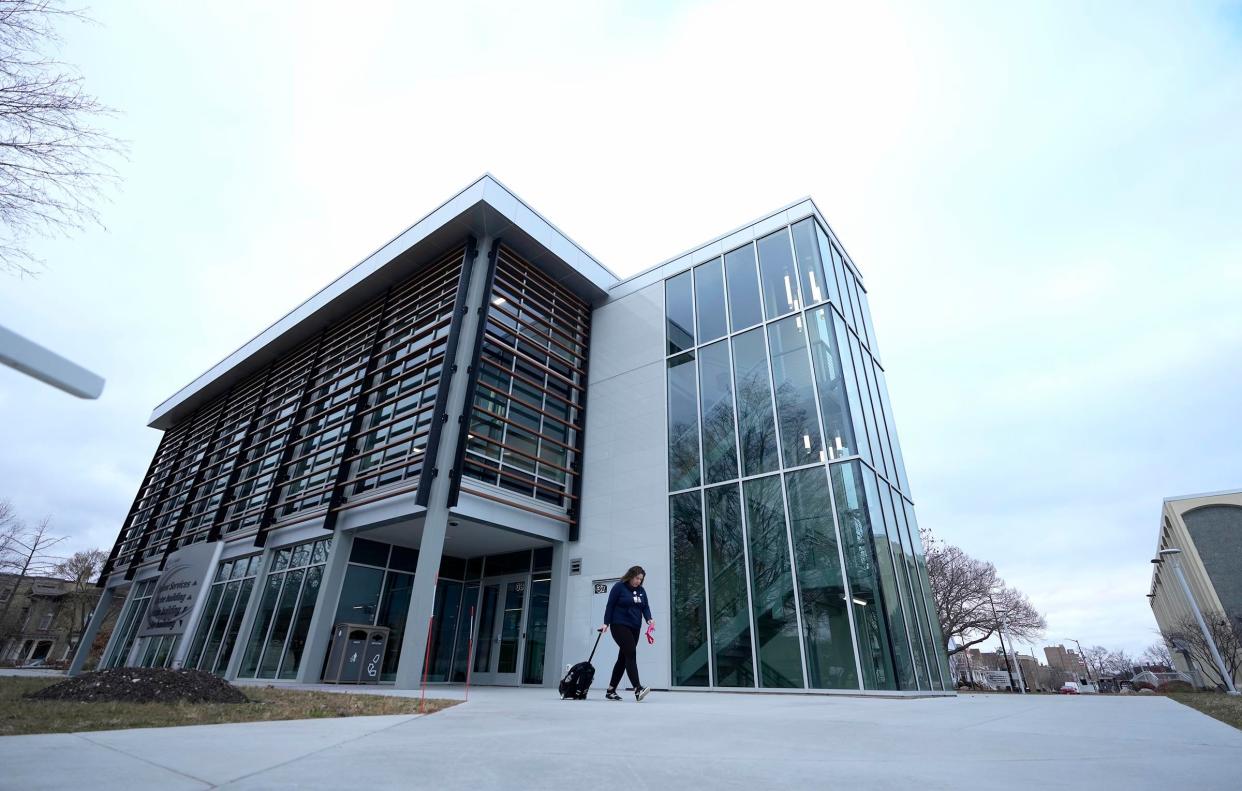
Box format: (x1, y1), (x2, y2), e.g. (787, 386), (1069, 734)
(2, 1), (1240, 659)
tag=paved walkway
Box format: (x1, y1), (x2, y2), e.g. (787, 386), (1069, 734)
(2, 687), (1240, 789)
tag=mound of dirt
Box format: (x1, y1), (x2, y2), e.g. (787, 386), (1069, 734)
(25, 668), (250, 704)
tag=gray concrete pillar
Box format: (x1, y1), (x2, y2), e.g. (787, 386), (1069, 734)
(394, 236), (494, 689)
(67, 586), (115, 676)
(295, 530), (354, 683)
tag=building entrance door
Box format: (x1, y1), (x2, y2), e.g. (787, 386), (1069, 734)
(470, 573), (529, 686)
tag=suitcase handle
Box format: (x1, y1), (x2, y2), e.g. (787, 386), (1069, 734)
(588, 629), (604, 663)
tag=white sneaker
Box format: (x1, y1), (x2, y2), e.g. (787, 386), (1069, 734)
(635, 686), (652, 701)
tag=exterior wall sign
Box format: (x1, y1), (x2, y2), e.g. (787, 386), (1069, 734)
(138, 542), (216, 637)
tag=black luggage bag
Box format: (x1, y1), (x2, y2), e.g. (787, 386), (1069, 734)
(559, 630), (604, 700)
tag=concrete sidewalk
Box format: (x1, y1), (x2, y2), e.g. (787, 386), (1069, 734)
(2, 688), (1240, 789)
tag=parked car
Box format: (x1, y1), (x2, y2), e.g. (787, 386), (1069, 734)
(1059, 681), (1080, 694)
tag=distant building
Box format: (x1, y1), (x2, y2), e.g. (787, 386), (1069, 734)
(1148, 488), (1242, 688)
(0, 573), (118, 666)
(1044, 644), (1089, 679)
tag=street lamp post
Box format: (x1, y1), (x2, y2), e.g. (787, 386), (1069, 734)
(1157, 548), (1239, 695)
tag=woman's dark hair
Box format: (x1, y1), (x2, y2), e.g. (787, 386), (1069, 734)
(622, 565), (646, 583)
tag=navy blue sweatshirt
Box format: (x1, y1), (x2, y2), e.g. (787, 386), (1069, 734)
(603, 580), (653, 631)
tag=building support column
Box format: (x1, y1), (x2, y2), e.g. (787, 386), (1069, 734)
(295, 530), (354, 683)
(394, 236), (494, 689)
(67, 586), (115, 676)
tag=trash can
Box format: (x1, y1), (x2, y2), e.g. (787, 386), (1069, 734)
(323, 623), (389, 684)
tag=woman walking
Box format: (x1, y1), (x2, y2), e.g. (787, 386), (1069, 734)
(600, 565), (654, 701)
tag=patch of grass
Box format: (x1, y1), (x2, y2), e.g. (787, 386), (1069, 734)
(1168, 692), (1242, 731)
(0, 676), (458, 736)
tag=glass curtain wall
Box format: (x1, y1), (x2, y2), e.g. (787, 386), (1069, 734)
(239, 538), (331, 680)
(103, 579), (156, 668)
(333, 537), (418, 682)
(666, 217), (948, 691)
(184, 554), (262, 674)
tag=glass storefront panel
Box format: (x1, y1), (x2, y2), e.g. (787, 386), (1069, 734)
(666, 270), (695, 354)
(831, 462), (897, 690)
(890, 489), (940, 690)
(376, 570), (413, 682)
(785, 467), (859, 690)
(522, 577), (551, 685)
(724, 244), (763, 331)
(742, 475), (803, 688)
(698, 340), (738, 484)
(767, 316), (824, 468)
(705, 484), (754, 687)
(905, 501), (952, 689)
(832, 312), (872, 462)
(240, 537), (330, 680)
(694, 258), (728, 343)
(429, 580), (464, 682)
(215, 577), (255, 674)
(335, 565), (386, 625)
(278, 565), (323, 680)
(875, 481), (925, 690)
(452, 583), (480, 682)
(756, 229), (800, 319)
(790, 219), (834, 307)
(860, 469), (917, 690)
(667, 353), (701, 491)
(807, 308), (857, 460)
(730, 329), (779, 477)
(670, 491), (710, 686)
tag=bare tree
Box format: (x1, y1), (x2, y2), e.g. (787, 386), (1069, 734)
(922, 535), (1046, 656)
(0, 512), (66, 639)
(51, 547), (105, 655)
(0, 0), (121, 275)
(1141, 640), (1174, 669)
(1165, 612), (1242, 689)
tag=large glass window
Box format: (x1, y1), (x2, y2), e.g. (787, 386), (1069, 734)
(807, 308), (856, 460)
(785, 468), (859, 689)
(666, 270), (695, 354)
(790, 219), (833, 307)
(756, 229), (801, 319)
(185, 555), (260, 675)
(767, 316), (824, 467)
(521, 575), (552, 685)
(705, 484), (754, 687)
(667, 353), (700, 491)
(670, 492), (710, 686)
(831, 462), (896, 690)
(104, 578), (156, 668)
(730, 329), (779, 476)
(662, 217), (932, 695)
(860, 469), (917, 689)
(239, 537), (330, 680)
(742, 475), (803, 688)
(905, 501), (952, 689)
(724, 244), (763, 332)
(694, 258), (728, 343)
(698, 341), (738, 484)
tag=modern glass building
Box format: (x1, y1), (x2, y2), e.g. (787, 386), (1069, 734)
(74, 175), (951, 694)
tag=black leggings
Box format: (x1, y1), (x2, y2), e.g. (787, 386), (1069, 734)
(609, 624), (642, 690)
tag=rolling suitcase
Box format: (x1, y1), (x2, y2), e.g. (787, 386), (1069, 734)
(559, 629), (604, 700)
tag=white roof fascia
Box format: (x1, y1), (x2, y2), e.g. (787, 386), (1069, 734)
(148, 174), (615, 428)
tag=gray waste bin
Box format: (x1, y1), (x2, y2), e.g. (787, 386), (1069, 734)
(323, 623), (390, 684)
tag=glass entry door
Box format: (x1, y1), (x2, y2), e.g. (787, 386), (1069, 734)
(470, 574), (529, 686)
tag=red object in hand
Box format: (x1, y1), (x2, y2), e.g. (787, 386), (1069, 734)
(645, 623), (655, 645)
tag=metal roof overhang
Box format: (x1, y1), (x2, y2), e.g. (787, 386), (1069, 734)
(148, 175), (617, 430)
